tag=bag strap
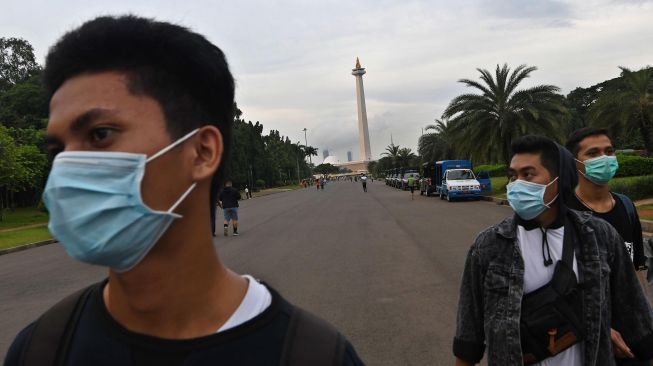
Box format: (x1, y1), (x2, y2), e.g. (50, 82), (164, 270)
(20, 283), (97, 366)
(280, 306), (346, 366)
(613, 192), (635, 227)
(562, 215), (577, 267)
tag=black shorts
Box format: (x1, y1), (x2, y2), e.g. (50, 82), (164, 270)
(410, 186), (415, 193)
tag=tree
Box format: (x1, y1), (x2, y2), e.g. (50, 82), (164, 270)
(442, 64), (569, 165)
(418, 119), (455, 162)
(313, 163), (339, 175)
(0, 37), (40, 92)
(301, 145), (318, 164)
(382, 143), (401, 167)
(0, 73), (49, 128)
(588, 66), (653, 155)
(396, 147), (417, 168)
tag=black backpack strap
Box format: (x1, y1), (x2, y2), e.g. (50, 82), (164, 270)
(20, 283), (97, 366)
(280, 306), (346, 366)
(562, 215), (577, 267)
(613, 192), (636, 226)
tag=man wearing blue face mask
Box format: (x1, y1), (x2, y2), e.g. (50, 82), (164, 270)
(566, 127), (652, 365)
(5, 15), (363, 366)
(453, 135), (653, 366)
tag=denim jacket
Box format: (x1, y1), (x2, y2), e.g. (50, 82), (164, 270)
(453, 209), (653, 365)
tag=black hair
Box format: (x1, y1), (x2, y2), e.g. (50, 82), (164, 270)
(565, 127), (612, 157)
(43, 15), (234, 221)
(510, 135), (559, 178)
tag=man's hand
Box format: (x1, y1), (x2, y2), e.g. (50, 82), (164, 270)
(612, 328), (635, 358)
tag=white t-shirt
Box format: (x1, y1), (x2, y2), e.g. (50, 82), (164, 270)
(517, 225), (582, 366)
(217, 275), (272, 333)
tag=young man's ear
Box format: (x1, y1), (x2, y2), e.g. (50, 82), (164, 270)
(191, 126), (223, 181)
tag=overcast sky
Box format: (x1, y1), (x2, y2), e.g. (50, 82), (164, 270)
(2, 0), (652, 162)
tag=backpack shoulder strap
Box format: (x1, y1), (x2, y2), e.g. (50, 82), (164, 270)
(613, 192), (636, 226)
(280, 306), (346, 366)
(20, 283), (97, 366)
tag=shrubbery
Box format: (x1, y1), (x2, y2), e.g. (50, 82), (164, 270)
(255, 179), (266, 189)
(615, 154), (653, 177)
(610, 175), (653, 201)
(474, 164), (507, 177)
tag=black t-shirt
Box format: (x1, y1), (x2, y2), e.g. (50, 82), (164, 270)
(568, 192), (645, 269)
(5, 282), (363, 366)
(219, 187), (241, 209)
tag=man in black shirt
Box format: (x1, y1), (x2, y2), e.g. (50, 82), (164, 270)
(5, 15), (363, 366)
(566, 127), (651, 364)
(218, 180), (241, 236)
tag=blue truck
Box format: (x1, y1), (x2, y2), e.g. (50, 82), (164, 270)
(433, 160), (483, 202)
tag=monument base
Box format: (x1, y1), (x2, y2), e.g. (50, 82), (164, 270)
(335, 160), (369, 173)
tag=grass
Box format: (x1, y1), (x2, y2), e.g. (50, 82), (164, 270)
(0, 207), (49, 230)
(488, 177), (508, 198)
(0, 226), (52, 250)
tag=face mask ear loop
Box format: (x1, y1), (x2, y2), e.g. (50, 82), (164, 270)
(147, 128), (200, 163)
(168, 183), (197, 214)
(544, 176), (559, 208)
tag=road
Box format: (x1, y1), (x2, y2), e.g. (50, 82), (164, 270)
(0, 180), (512, 365)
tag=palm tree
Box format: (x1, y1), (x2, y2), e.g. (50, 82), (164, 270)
(382, 143), (401, 167)
(301, 145), (318, 165)
(418, 119), (455, 162)
(397, 147), (417, 167)
(442, 64), (568, 165)
(588, 66), (653, 155)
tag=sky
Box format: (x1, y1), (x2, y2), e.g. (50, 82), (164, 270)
(2, 0), (652, 163)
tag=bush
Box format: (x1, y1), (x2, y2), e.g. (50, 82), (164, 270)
(255, 179), (265, 188)
(474, 164), (507, 177)
(615, 155), (653, 177)
(609, 175), (653, 201)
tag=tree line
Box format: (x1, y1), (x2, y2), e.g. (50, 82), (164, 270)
(0, 37), (318, 214)
(369, 63), (653, 177)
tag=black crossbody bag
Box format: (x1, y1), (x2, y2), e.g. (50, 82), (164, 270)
(520, 218), (585, 365)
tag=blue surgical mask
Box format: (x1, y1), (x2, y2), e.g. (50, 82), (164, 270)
(43, 129), (199, 272)
(576, 155), (618, 185)
(507, 177), (559, 220)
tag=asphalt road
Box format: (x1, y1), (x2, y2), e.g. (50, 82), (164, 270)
(0, 180), (512, 365)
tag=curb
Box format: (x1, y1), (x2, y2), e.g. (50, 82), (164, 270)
(482, 196), (509, 205)
(0, 239), (57, 256)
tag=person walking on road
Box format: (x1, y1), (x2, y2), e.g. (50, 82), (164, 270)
(244, 185), (250, 199)
(5, 16), (363, 366)
(315, 177), (320, 190)
(360, 175), (368, 192)
(407, 175), (417, 200)
(321, 177), (326, 190)
(219, 180), (241, 236)
(453, 135), (653, 366)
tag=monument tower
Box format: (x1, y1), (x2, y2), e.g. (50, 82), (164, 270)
(352, 58), (372, 162)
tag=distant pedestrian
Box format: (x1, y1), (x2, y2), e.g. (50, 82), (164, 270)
(315, 178), (320, 190)
(244, 186), (251, 199)
(360, 175), (368, 192)
(219, 180), (241, 236)
(407, 175), (417, 200)
(321, 177), (326, 190)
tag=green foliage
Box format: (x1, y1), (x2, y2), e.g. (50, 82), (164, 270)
(0, 225), (51, 250)
(0, 74), (48, 128)
(313, 163), (339, 175)
(615, 154), (653, 177)
(442, 63), (569, 165)
(255, 179), (266, 189)
(474, 164), (507, 177)
(0, 37), (40, 92)
(0, 206), (48, 229)
(588, 66), (653, 154)
(609, 175), (653, 201)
